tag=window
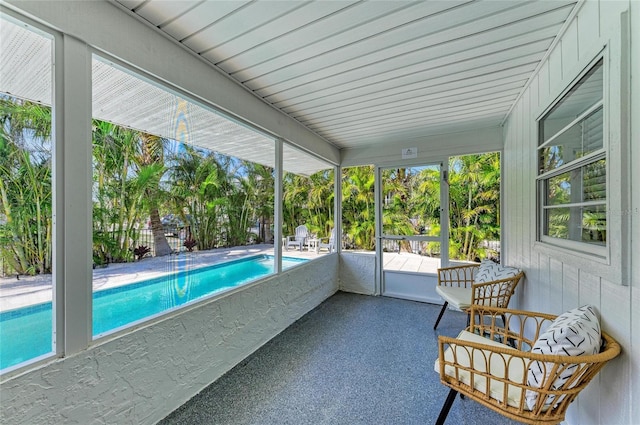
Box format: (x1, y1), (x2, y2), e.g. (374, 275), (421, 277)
(341, 166), (376, 251)
(282, 144), (335, 257)
(91, 56), (278, 338)
(537, 59), (605, 256)
(449, 152), (501, 263)
(0, 15), (54, 372)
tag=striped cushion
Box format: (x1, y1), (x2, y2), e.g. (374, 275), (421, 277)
(474, 259), (520, 284)
(525, 305), (602, 410)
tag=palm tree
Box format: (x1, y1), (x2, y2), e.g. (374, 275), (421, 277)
(168, 145), (230, 250)
(341, 165), (376, 250)
(92, 121), (143, 263)
(243, 161), (274, 244)
(0, 97), (53, 275)
(136, 133), (172, 257)
(448, 153), (501, 260)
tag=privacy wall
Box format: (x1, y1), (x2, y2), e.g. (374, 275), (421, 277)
(502, 1), (638, 424)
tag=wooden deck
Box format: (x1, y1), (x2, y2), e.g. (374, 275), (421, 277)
(382, 251), (442, 274)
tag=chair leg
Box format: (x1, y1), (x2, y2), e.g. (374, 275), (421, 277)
(436, 388), (458, 425)
(434, 302), (449, 330)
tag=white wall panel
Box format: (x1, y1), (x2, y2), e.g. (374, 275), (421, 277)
(630, 0), (640, 421)
(503, 2), (636, 423)
(561, 264), (579, 312)
(549, 259), (564, 313)
(563, 18), (579, 75)
(548, 42), (564, 95)
(537, 60), (550, 106)
(529, 75), (540, 112)
(578, 0), (601, 61)
(578, 269), (601, 307)
(340, 126), (503, 167)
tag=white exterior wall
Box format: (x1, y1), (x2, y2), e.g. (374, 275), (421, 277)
(502, 1), (638, 424)
(0, 256), (338, 424)
(340, 126), (503, 168)
(339, 252), (376, 295)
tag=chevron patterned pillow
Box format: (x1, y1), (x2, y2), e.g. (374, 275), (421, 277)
(525, 305), (602, 410)
(473, 259), (520, 284)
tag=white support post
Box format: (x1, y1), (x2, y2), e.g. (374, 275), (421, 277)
(274, 139), (283, 273)
(374, 166), (382, 295)
(334, 165), (342, 254)
(57, 34), (93, 355)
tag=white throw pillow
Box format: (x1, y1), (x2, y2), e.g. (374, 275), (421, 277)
(525, 305), (602, 410)
(474, 259), (520, 284)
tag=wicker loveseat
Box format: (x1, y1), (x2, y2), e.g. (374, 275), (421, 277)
(434, 305), (621, 425)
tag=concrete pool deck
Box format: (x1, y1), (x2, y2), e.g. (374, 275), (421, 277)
(0, 245), (442, 312)
(0, 244), (319, 312)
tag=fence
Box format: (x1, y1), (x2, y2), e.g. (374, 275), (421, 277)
(381, 239), (425, 254)
(137, 230), (186, 257)
(380, 238), (501, 260)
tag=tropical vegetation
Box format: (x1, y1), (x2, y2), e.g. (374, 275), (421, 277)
(1, 95), (502, 276)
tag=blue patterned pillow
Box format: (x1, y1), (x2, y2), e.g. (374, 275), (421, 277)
(474, 259), (519, 283)
(525, 305), (602, 410)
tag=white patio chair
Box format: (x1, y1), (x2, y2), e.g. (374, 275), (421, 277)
(286, 225), (309, 251)
(318, 228), (337, 253)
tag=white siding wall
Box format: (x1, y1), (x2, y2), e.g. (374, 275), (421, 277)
(0, 256), (339, 424)
(502, 1), (638, 423)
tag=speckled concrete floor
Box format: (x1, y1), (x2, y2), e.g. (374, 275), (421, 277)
(159, 292), (520, 425)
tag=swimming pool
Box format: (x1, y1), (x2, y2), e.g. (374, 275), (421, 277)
(0, 255), (307, 371)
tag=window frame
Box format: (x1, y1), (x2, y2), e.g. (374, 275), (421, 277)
(0, 9), (60, 375)
(535, 55), (608, 259)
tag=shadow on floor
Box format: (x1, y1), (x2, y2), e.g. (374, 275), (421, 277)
(159, 292), (520, 425)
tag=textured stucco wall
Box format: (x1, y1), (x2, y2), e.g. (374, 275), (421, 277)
(0, 255), (338, 425)
(339, 252), (376, 295)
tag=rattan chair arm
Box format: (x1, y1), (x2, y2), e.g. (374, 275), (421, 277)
(469, 305), (558, 322)
(437, 264), (479, 288)
(438, 263), (480, 272)
(438, 332), (620, 365)
(469, 272), (524, 308)
(470, 273), (524, 291)
(468, 305), (557, 344)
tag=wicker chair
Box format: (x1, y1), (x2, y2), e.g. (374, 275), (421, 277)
(433, 262), (524, 330)
(434, 305), (621, 425)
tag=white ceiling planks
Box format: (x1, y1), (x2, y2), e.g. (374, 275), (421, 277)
(223, 1), (413, 80)
(202, 1), (357, 65)
(134, 1), (200, 27)
(109, 0), (579, 150)
(161, 2), (252, 41)
(181, 2), (304, 54)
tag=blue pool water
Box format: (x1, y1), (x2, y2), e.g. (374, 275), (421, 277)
(0, 255), (306, 371)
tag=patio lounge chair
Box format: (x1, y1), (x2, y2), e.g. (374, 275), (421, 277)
(434, 304), (620, 425)
(433, 260), (524, 330)
(318, 228), (337, 253)
(286, 225), (309, 251)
